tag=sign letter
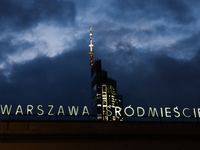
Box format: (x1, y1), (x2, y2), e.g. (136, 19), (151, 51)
(182, 108), (191, 118)
(48, 105), (54, 115)
(15, 105), (23, 115)
(27, 105), (34, 115)
(82, 106), (89, 116)
(115, 106), (122, 117)
(165, 107), (171, 117)
(37, 105), (44, 116)
(137, 107), (145, 117)
(0, 105), (12, 115)
(68, 106), (79, 116)
(57, 105), (65, 115)
(148, 107), (158, 117)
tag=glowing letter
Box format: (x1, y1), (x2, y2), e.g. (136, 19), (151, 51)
(15, 105), (23, 115)
(48, 105), (54, 115)
(68, 106), (79, 116)
(82, 106), (89, 116)
(124, 105), (134, 117)
(137, 107), (145, 117)
(173, 106), (180, 118)
(106, 106), (112, 116)
(193, 108), (196, 118)
(27, 105), (33, 115)
(198, 108), (200, 118)
(182, 108), (191, 118)
(37, 105), (44, 116)
(115, 106), (122, 117)
(0, 105), (12, 115)
(160, 107), (163, 117)
(148, 107), (158, 117)
(165, 107), (171, 117)
(57, 105), (65, 115)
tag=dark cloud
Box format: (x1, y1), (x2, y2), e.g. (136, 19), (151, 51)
(0, 36), (37, 65)
(0, 36), (15, 60)
(109, 0), (196, 25)
(102, 49), (200, 108)
(162, 32), (200, 59)
(0, 42), (91, 114)
(158, 0), (196, 24)
(155, 24), (166, 33)
(94, 17), (200, 61)
(0, 0), (76, 31)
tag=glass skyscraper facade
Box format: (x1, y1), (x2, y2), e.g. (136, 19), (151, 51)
(91, 59), (123, 121)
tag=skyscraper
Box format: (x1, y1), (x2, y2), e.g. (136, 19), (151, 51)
(89, 25), (123, 121)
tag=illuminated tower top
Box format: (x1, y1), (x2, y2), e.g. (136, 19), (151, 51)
(89, 25), (94, 67)
(89, 25), (123, 121)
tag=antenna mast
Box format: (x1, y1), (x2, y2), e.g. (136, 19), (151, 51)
(89, 25), (94, 67)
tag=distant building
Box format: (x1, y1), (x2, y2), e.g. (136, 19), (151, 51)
(91, 60), (123, 121)
(89, 25), (123, 121)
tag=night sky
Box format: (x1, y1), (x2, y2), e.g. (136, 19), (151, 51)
(0, 0), (200, 119)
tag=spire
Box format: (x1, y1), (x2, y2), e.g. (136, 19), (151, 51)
(89, 25), (94, 67)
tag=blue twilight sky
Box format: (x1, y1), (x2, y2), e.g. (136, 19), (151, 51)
(0, 0), (200, 116)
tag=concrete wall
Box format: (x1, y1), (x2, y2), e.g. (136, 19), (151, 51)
(1, 120), (200, 150)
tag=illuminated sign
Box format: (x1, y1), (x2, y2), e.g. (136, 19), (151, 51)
(0, 104), (199, 118)
(0, 105), (89, 116)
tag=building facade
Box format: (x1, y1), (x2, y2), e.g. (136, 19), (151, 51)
(89, 25), (123, 121)
(1, 120), (200, 150)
